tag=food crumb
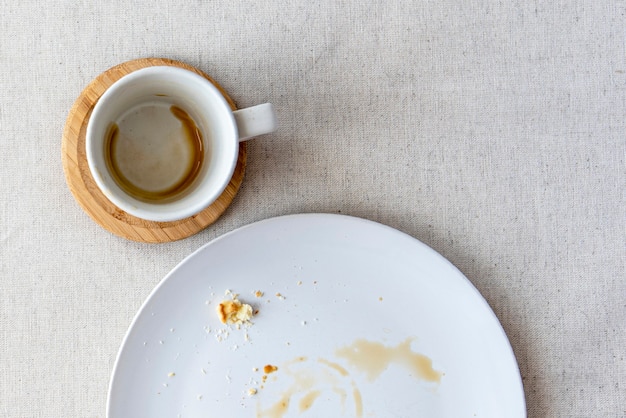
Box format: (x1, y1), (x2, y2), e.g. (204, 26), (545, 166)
(168, 372), (175, 378)
(263, 364), (278, 374)
(297, 281), (303, 285)
(201, 368), (206, 375)
(275, 293), (286, 300)
(254, 290), (264, 298)
(252, 367), (259, 372)
(217, 295), (253, 325)
(248, 388), (258, 396)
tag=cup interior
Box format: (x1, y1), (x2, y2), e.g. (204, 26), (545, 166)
(86, 67), (239, 222)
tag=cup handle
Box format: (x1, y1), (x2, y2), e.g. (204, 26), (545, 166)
(233, 103), (277, 142)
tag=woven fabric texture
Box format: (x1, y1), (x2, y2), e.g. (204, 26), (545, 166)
(0, 0), (624, 416)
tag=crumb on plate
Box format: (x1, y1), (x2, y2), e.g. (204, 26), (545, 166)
(217, 297), (253, 325)
(263, 364), (278, 374)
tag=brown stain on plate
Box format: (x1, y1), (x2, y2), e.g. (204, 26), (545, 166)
(298, 389), (321, 412)
(256, 338), (441, 417)
(256, 357), (362, 418)
(335, 338), (442, 383)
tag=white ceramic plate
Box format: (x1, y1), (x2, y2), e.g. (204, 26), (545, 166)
(107, 214), (526, 417)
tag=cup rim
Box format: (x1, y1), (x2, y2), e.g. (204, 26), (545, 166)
(85, 66), (239, 222)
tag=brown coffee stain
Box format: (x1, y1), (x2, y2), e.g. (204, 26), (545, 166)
(298, 389), (321, 412)
(259, 397), (290, 417)
(335, 338), (442, 383)
(317, 358), (349, 376)
(256, 338), (440, 417)
(353, 384), (363, 417)
(256, 358), (362, 418)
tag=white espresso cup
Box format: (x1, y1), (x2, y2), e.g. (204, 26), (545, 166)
(86, 66), (276, 222)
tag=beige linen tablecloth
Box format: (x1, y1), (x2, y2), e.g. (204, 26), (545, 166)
(0, 0), (624, 416)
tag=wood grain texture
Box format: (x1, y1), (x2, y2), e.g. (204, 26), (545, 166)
(61, 58), (246, 243)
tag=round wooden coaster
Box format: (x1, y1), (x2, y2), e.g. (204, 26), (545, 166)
(61, 58), (247, 243)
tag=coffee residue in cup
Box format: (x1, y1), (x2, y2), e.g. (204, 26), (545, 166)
(104, 104), (204, 203)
